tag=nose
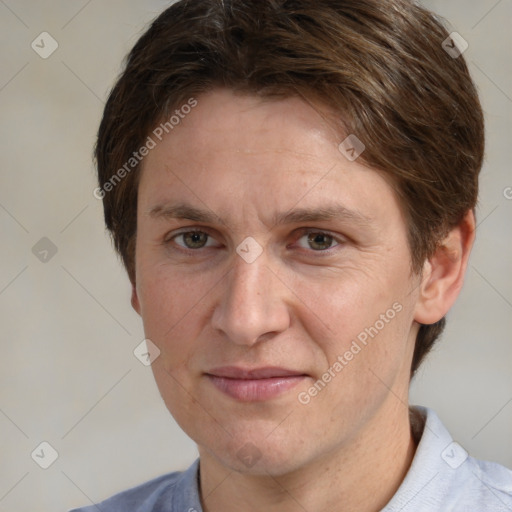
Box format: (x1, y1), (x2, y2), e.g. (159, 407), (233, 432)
(211, 250), (291, 346)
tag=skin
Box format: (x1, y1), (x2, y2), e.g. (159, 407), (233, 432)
(131, 88), (475, 512)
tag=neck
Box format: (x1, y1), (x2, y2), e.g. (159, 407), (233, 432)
(198, 401), (417, 512)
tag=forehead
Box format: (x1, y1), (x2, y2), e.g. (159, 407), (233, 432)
(137, 88), (403, 231)
(142, 89), (342, 174)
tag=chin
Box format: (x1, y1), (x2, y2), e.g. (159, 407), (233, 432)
(206, 433), (309, 477)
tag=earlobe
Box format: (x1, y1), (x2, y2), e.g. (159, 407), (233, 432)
(131, 283), (141, 315)
(414, 210), (475, 325)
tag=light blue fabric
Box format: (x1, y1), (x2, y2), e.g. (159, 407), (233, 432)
(70, 406), (512, 511)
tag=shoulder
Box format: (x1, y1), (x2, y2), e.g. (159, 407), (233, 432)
(68, 472), (180, 512)
(384, 406), (512, 512)
(452, 455), (512, 509)
(68, 459), (201, 512)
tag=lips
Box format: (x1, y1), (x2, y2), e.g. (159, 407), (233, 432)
(207, 366), (306, 379)
(205, 366), (307, 401)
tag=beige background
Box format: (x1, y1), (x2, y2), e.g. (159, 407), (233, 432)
(0, 1), (510, 511)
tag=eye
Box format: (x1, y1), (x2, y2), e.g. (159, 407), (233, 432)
(172, 230), (218, 250)
(296, 231), (340, 251)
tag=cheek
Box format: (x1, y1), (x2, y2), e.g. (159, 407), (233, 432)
(138, 258), (209, 315)
(301, 305), (413, 428)
(137, 264), (214, 363)
(285, 263), (414, 395)
(280, 262), (403, 338)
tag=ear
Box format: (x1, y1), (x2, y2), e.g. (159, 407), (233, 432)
(131, 281), (141, 316)
(414, 210), (475, 324)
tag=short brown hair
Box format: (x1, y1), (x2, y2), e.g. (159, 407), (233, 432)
(95, 0), (484, 376)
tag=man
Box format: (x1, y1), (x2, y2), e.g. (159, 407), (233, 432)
(73, 0), (512, 510)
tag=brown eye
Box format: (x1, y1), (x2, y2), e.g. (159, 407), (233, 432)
(175, 231), (212, 249)
(307, 232), (335, 251)
(296, 231), (339, 251)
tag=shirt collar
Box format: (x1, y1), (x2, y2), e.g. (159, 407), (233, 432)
(169, 406), (454, 512)
(382, 405), (456, 511)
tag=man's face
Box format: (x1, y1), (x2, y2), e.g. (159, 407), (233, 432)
(133, 89), (421, 475)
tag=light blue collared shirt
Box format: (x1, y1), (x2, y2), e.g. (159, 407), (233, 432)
(70, 406), (512, 511)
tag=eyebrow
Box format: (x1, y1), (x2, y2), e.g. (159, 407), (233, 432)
(148, 202), (372, 227)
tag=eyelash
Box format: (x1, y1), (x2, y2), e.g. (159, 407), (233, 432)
(165, 228), (344, 255)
